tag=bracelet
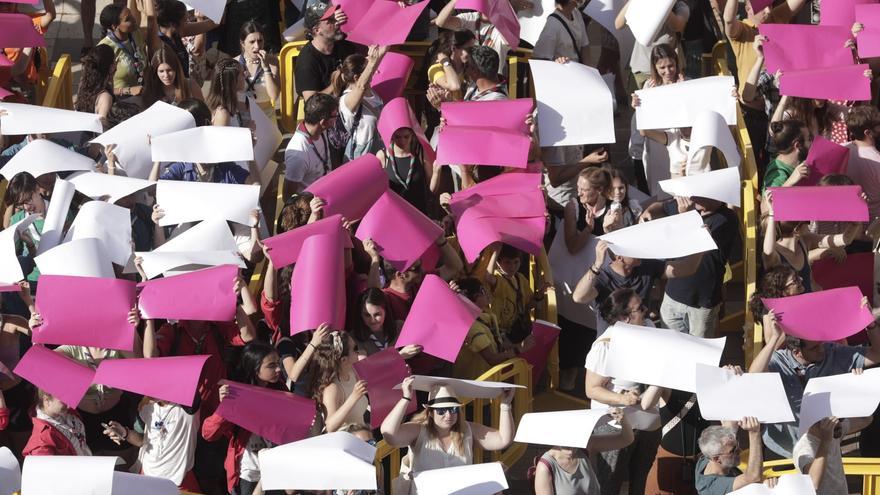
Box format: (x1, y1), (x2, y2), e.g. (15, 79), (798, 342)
(441, 59), (452, 67)
(401, 396), (411, 401)
(589, 266), (600, 275)
(121, 426), (130, 440)
(499, 403), (512, 411)
(308, 342), (318, 351)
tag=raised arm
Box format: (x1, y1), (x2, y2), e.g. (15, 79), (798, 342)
(341, 45), (387, 114)
(742, 36), (766, 104)
(289, 324), (330, 383)
(614, 0), (630, 30)
(731, 417), (764, 490)
(472, 389), (515, 451)
(748, 311), (786, 373)
(573, 241), (608, 303)
(435, 0), (463, 30)
(762, 195), (781, 268)
(435, 235), (464, 282)
(563, 200), (590, 255)
(802, 417), (838, 490)
(379, 376), (423, 447)
(322, 379), (368, 432)
(723, 0), (743, 39)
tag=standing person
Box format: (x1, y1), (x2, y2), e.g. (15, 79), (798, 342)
(141, 44), (203, 108)
(845, 105), (880, 219)
(615, 0), (689, 89)
(695, 418), (765, 494)
(294, 0), (353, 101)
(334, 46), (388, 161)
(98, 0), (159, 98)
(352, 288), (422, 360)
(206, 58), (250, 127)
(307, 331), (369, 432)
(434, 0), (511, 75)
(425, 30), (475, 105)
(762, 119), (811, 191)
(462, 46), (507, 102)
(283, 93), (338, 193)
(238, 21), (280, 125)
(794, 413), (871, 495)
(154, 0), (216, 78)
(532, 0), (590, 65)
(375, 126), (439, 215)
(74, 45), (116, 128)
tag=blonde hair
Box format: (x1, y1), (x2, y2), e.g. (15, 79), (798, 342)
(411, 405), (467, 455)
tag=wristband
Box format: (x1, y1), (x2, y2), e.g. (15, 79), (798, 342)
(441, 59), (452, 68)
(308, 343), (318, 351)
(499, 403), (512, 411)
(589, 266), (600, 275)
(402, 396), (411, 401)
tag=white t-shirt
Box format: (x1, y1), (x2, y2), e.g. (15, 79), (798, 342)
(458, 12), (509, 74)
(240, 434), (275, 483)
(793, 425), (848, 495)
(584, 329), (641, 409)
(532, 9), (590, 62)
(137, 402), (198, 485)
(283, 129), (331, 188)
(339, 90), (383, 160)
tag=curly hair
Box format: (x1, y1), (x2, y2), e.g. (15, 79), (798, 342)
(307, 331), (353, 402)
(75, 44), (115, 113)
(748, 265), (798, 321)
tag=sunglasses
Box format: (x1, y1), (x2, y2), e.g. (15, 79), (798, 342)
(433, 406), (460, 416)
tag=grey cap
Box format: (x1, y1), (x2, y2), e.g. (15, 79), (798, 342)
(303, 0), (338, 29)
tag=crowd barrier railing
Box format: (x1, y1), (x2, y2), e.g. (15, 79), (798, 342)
(763, 458), (880, 494)
(40, 54), (72, 110)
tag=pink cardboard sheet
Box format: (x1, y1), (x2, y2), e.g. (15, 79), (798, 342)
(749, 0), (774, 12)
(262, 214), (352, 268)
(759, 24), (854, 73)
(803, 135), (850, 186)
(450, 171), (542, 204)
(352, 348), (416, 428)
(519, 320), (560, 385)
(0, 14), (46, 48)
(305, 153), (388, 221)
(93, 355), (210, 407)
(3, 0), (39, 4)
(0, 88), (12, 100)
(812, 252), (874, 299)
(857, 28), (880, 58)
(0, 283), (20, 292)
(442, 98), (532, 132)
(377, 97), (435, 162)
(455, 215), (546, 263)
(768, 185), (869, 222)
(372, 53), (414, 105)
(0, 54), (11, 67)
(216, 380), (316, 445)
(14, 345), (95, 408)
(457, 0), (520, 46)
(138, 264), (238, 322)
(820, 0), (874, 26)
(34, 275), (137, 351)
(436, 126), (531, 168)
(779, 64), (873, 101)
(356, 191), (442, 271)
(340, 0), (429, 46)
(290, 233), (346, 334)
(395, 274), (481, 362)
(762, 286), (875, 342)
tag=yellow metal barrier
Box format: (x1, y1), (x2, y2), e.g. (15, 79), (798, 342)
(278, 40), (308, 133)
(40, 54), (73, 110)
(763, 458), (880, 495)
(742, 179), (759, 365)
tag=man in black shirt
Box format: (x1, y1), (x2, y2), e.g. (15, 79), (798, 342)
(294, 0), (357, 101)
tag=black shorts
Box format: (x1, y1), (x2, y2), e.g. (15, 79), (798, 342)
(557, 314), (596, 369)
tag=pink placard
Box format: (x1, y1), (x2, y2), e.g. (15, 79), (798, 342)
(356, 191), (442, 271)
(341, 0), (429, 46)
(262, 214), (352, 268)
(0, 53), (11, 67)
(451, 170), (542, 203)
(442, 98), (533, 132)
(34, 275), (137, 351)
(305, 153), (388, 221)
(812, 252), (875, 299)
(14, 345), (95, 408)
(92, 355), (210, 407)
(0, 14), (45, 48)
(290, 233), (346, 334)
(748, 0), (774, 12)
(450, 172), (545, 219)
(519, 320), (560, 385)
(803, 135), (850, 186)
(456, 215), (546, 263)
(395, 274), (481, 362)
(769, 185), (869, 222)
(352, 348), (416, 428)
(457, 0), (520, 46)
(780, 64), (873, 101)
(820, 0), (874, 26)
(436, 126), (531, 168)
(759, 24), (854, 73)
(377, 97), (435, 162)
(215, 380), (316, 445)
(0, 283), (20, 292)
(857, 28), (880, 58)
(0, 88), (13, 100)
(762, 286), (875, 341)
(856, 3), (880, 24)
(372, 53), (414, 105)
(138, 264), (238, 322)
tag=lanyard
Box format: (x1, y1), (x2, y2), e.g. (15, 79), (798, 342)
(107, 31), (144, 85)
(296, 125), (330, 174)
(238, 55), (264, 96)
(387, 153), (416, 189)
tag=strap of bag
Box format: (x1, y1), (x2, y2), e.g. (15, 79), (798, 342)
(549, 13), (579, 54)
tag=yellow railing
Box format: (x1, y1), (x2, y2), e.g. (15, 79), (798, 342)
(40, 54), (73, 110)
(763, 458), (880, 494)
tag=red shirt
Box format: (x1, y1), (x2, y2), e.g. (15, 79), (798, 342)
(23, 416), (79, 456)
(382, 287), (412, 323)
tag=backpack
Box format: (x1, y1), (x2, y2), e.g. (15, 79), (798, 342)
(526, 455), (555, 494)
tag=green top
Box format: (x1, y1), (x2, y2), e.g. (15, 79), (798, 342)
(10, 210), (43, 283)
(763, 158), (795, 192)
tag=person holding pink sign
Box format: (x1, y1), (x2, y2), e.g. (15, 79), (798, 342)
(434, 0), (510, 76)
(352, 288), (422, 360)
(375, 124), (439, 216)
(335, 45), (389, 161)
(306, 330), (368, 433)
(762, 119), (812, 191)
(845, 105), (880, 219)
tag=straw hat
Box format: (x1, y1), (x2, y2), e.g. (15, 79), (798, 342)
(426, 385), (463, 409)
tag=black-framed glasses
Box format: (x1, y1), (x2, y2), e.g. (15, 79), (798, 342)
(433, 406), (460, 416)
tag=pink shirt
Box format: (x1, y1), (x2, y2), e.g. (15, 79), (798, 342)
(845, 143), (880, 218)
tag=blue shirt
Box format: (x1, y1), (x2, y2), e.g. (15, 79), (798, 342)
(160, 162), (249, 184)
(695, 455), (739, 495)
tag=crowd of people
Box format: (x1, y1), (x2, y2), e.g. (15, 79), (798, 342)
(1, 0), (879, 493)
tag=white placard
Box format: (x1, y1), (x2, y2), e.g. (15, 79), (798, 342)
(136, 250), (245, 279)
(402, 375), (526, 399)
(604, 322), (726, 392)
(798, 368), (880, 435)
(160, 217), (238, 252)
(635, 76), (737, 130)
(518, 0), (555, 46)
(659, 167), (742, 207)
(548, 216), (599, 329)
(623, 0), (675, 45)
(687, 110), (741, 173)
(111, 472), (178, 495)
(259, 432), (377, 491)
(514, 409), (612, 448)
(64, 200), (133, 266)
(695, 364), (795, 424)
(0, 102), (103, 135)
(729, 474), (817, 495)
(35, 238), (115, 279)
(584, 0), (635, 77)
(413, 462), (508, 495)
(249, 98), (282, 171)
(178, 0), (225, 23)
(0, 139), (95, 180)
(67, 171), (154, 204)
(35, 178), (75, 255)
(0, 446), (20, 495)
(530, 60), (616, 146)
(283, 18), (307, 41)
(151, 126), (254, 164)
(0, 215), (38, 284)
(598, 210), (718, 259)
(155, 180), (260, 227)
(91, 101), (196, 179)
(21, 456), (117, 495)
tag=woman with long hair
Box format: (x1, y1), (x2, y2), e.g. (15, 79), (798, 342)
(207, 57), (249, 127)
(154, 0), (216, 79)
(142, 44), (203, 108)
(375, 124), (439, 215)
(237, 21), (280, 125)
(352, 288), (421, 359)
(333, 47), (388, 161)
(307, 331), (368, 433)
(425, 29), (476, 104)
(75, 44), (116, 126)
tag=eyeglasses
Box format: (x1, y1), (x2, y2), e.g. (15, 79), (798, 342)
(718, 445), (741, 457)
(433, 406), (460, 416)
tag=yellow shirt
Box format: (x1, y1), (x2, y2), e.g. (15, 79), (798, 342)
(428, 62), (463, 101)
(453, 312), (503, 380)
(729, 6), (793, 94)
(490, 271), (532, 335)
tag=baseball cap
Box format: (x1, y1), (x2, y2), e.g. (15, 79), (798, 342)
(304, 0), (339, 29)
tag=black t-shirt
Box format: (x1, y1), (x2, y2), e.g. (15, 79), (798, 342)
(663, 202), (742, 308)
(660, 390), (709, 456)
(596, 260), (665, 305)
(293, 40), (357, 96)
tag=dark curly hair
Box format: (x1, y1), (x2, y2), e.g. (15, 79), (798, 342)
(748, 265), (798, 321)
(75, 44), (115, 114)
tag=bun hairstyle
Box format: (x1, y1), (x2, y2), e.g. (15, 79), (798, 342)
(769, 119), (807, 152)
(599, 287), (637, 324)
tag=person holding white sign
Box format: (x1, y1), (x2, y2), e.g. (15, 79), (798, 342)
(695, 417), (765, 494)
(793, 411), (871, 495)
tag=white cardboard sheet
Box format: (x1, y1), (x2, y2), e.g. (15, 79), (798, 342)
(249, 98), (282, 171)
(695, 364), (794, 424)
(91, 101), (195, 179)
(0, 102), (103, 135)
(598, 210), (718, 259)
(0, 446), (20, 495)
(659, 167), (742, 207)
(0, 214), (37, 284)
(35, 238), (115, 279)
(35, 178), (75, 255)
(413, 462), (508, 495)
(111, 472), (178, 495)
(530, 60), (615, 146)
(178, 0), (225, 23)
(67, 171), (154, 203)
(0, 139), (95, 180)
(798, 368), (880, 435)
(623, 0), (675, 45)
(729, 474), (816, 495)
(160, 217), (239, 252)
(259, 432), (377, 491)
(136, 250), (244, 279)
(155, 180), (260, 227)
(151, 126), (254, 164)
(635, 76), (737, 130)
(518, 0), (555, 46)
(21, 455), (116, 495)
(687, 110), (741, 174)
(514, 409), (612, 448)
(584, 0), (635, 77)
(404, 375), (526, 399)
(604, 322), (726, 392)
(64, 200), (133, 266)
